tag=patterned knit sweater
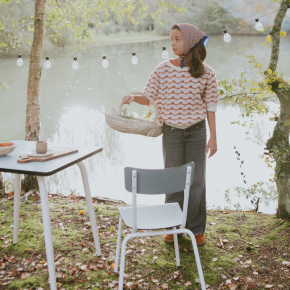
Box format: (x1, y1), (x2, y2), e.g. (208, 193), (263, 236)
(142, 59), (219, 129)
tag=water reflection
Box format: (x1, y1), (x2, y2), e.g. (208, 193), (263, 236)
(1, 35), (289, 213)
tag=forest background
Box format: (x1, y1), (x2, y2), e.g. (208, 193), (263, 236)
(1, 0), (290, 56)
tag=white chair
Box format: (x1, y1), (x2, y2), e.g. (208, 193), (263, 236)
(114, 162), (206, 290)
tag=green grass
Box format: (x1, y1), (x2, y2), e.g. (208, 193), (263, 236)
(1, 196), (290, 289)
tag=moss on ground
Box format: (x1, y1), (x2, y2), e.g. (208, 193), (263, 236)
(1, 195), (290, 289)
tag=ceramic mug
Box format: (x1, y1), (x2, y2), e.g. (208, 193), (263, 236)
(36, 141), (47, 154)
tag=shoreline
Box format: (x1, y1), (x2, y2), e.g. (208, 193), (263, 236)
(0, 33), (272, 58)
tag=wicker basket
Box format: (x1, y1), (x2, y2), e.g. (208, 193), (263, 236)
(105, 92), (163, 137)
(0, 142), (18, 157)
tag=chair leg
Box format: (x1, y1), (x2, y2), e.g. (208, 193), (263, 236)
(37, 176), (57, 290)
(114, 215), (123, 273)
(185, 230), (206, 290)
(119, 235), (131, 290)
(173, 227), (180, 267)
(77, 161), (102, 256)
(13, 174), (21, 244)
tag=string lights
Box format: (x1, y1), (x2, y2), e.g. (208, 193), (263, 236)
(10, 8), (287, 67)
(72, 57), (79, 69)
(222, 8), (281, 42)
(16, 54), (23, 66)
(255, 19), (263, 31)
(102, 56), (109, 68)
(131, 53), (138, 65)
(223, 30), (231, 42)
(44, 57), (51, 69)
(162, 47), (169, 59)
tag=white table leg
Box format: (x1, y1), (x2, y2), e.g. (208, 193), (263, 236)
(37, 176), (57, 290)
(13, 174), (21, 244)
(77, 161), (102, 256)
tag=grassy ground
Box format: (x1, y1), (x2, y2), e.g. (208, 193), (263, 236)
(0, 193), (290, 290)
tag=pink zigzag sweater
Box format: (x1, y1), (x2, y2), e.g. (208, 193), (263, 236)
(142, 58), (220, 129)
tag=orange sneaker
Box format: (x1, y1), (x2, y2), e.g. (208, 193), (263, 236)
(164, 234), (174, 243)
(195, 233), (205, 246)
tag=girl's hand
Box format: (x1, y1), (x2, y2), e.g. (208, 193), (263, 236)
(206, 137), (217, 158)
(122, 95), (134, 105)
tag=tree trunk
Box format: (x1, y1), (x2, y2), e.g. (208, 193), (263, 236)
(25, 0), (46, 141)
(0, 172), (4, 198)
(23, 0), (46, 192)
(265, 1), (290, 219)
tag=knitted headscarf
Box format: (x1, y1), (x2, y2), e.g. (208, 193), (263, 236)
(171, 23), (209, 68)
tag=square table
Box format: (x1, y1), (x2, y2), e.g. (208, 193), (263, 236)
(0, 140), (103, 290)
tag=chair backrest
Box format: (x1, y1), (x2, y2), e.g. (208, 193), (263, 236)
(124, 162), (195, 194)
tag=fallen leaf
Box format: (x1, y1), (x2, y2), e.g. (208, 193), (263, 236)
(125, 250), (132, 255)
(79, 211), (84, 215)
(282, 261), (290, 267)
(184, 281), (192, 287)
(265, 285), (273, 289)
(228, 283), (238, 290)
(212, 257), (218, 262)
(21, 273), (31, 279)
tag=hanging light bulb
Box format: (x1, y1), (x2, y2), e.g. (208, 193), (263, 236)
(16, 54), (23, 66)
(131, 53), (138, 65)
(162, 47), (169, 59)
(287, 4), (290, 17)
(102, 56), (109, 68)
(44, 57), (51, 69)
(255, 19), (263, 31)
(223, 30), (231, 42)
(72, 57), (79, 69)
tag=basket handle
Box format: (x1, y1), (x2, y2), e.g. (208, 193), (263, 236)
(118, 92), (160, 124)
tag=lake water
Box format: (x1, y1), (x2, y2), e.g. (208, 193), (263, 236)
(1, 35), (289, 213)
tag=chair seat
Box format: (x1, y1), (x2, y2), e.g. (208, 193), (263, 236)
(118, 203), (183, 230)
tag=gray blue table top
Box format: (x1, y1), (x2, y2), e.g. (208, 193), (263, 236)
(0, 140), (102, 176)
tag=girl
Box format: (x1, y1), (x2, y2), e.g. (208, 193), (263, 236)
(122, 23), (219, 246)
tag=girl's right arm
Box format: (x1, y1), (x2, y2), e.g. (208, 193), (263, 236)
(122, 92), (150, 106)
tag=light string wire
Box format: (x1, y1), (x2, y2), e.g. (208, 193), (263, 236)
(0, 6), (286, 60)
(1, 46), (172, 58)
(225, 8), (280, 32)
